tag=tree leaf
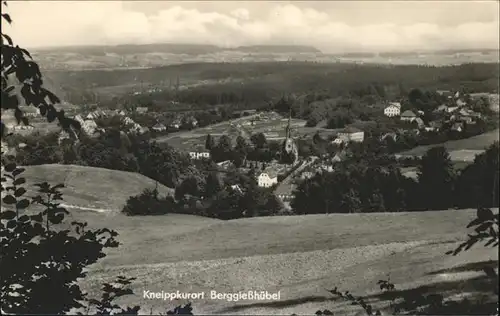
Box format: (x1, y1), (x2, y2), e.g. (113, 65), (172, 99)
(0, 210), (16, 220)
(30, 213), (43, 222)
(2, 194), (16, 204)
(466, 217), (484, 228)
(52, 183), (65, 190)
(4, 162), (16, 172)
(2, 13), (12, 24)
(49, 213), (64, 224)
(477, 207), (494, 221)
(16, 198), (29, 209)
(11, 167), (25, 177)
(14, 187), (26, 197)
(13, 178), (26, 185)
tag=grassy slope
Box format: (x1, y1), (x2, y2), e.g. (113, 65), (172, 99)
(21, 164), (175, 212)
(399, 129), (499, 160)
(71, 209), (498, 315)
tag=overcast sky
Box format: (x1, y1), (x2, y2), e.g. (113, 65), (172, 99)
(4, 1), (500, 52)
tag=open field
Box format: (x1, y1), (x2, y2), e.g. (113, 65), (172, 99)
(61, 208), (499, 315)
(18, 164), (175, 212)
(398, 129), (499, 161)
(154, 113), (333, 151)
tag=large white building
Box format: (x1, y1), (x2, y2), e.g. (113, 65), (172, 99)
(189, 151), (210, 160)
(257, 169), (278, 187)
(384, 102), (401, 117)
(337, 126), (365, 143)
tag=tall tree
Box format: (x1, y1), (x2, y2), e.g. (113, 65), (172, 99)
(250, 132), (267, 149)
(417, 146), (456, 210)
(454, 142), (499, 208)
(205, 133), (215, 151)
(205, 172), (223, 198)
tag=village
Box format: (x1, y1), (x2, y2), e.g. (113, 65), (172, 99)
(3, 87), (494, 206)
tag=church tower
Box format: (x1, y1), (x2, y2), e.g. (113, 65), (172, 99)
(281, 107), (298, 165)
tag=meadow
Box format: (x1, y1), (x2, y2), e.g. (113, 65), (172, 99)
(155, 112), (332, 151)
(399, 129), (499, 162)
(6, 163), (497, 315)
(71, 208), (497, 315)
(20, 164), (174, 212)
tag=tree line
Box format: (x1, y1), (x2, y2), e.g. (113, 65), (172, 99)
(292, 142), (499, 214)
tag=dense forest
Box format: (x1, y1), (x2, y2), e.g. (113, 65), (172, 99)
(47, 62), (499, 109)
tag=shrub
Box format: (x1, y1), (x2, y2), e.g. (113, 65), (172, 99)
(122, 187), (176, 216)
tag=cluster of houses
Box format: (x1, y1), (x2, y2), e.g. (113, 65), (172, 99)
(57, 109), (149, 144)
(383, 91), (484, 134)
(167, 115), (198, 130)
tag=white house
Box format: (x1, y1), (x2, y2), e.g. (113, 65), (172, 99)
(384, 105), (401, 117)
(384, 103), (401, 117)
(230, 184), (244, 194)
(437, 90), (454, 99)
(337, 127), (365, 143)
(447, 106), (459, 113)
(331, 137), (344, 145)
(456, 99), (467, 107)
(257, 169), (278, 188)
(380, 132), (398, 142)
(169, 119), (181, 129)
(189, 151), (210, 160)
(434, 104), (448, 113)
(400, 110), (418, 122)
(74, 115), (99, 136)
(451, 122), (464, 132)
(300, 171), (315, 180)
(152, 123), (167, 132)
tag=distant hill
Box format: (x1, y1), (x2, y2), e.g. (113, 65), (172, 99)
(33, 43), (224, 56)
(231, 45), (321, 54)
(19, 164), (175, 212)
(33, 43), (322, 56)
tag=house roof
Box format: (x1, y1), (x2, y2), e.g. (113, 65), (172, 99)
(381, 132), (398, 140)
(389, 102), (402, 108)
(458, 108), (472, 116)
(385, 104), (400, 110)
(436, 90), (453, 96)
(260, 166), (280, 179)
(401, 110), (416, 117)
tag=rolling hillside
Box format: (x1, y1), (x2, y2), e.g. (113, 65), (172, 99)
(398, 129), (499, 161)
(72, 209), (498, 315)
(19, 164), (175, 212)
(3, 163), (497, 315)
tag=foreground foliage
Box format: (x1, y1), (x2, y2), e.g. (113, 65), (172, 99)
(0, 160), (194, 314)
